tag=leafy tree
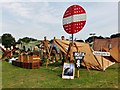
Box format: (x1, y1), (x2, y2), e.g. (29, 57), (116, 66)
(110, 33), (120, 38)
(18, 37), (30, 43)
(0, 36), (1, 43)
(97, 36), (104, 39)
(1, 33), (16, 49)
(85, 33), (120, 43)
(105, 37), (110, 39)
(30, 38), (37, 41)
(76, 39), (84, 42)
(85, 36), (95, 43)
(85, 36), (104, 43)
(18, 37), (37, 43)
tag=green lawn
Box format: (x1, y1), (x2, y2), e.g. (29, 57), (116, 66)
(1, 61), (119, 89)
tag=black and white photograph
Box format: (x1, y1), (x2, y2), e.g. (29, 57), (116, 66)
(62, 63), (75, 79)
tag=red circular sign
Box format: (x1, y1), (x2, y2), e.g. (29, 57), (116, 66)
(63, 5), (86, 34)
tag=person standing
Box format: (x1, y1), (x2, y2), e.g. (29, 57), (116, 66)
(59, 36), (66, 65)
(61, 36), (65, 40)
(49, 37), (59, 63)
(42, 36), (50, 60)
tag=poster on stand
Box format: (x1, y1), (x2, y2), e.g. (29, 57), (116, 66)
(62, 63), (75, 79)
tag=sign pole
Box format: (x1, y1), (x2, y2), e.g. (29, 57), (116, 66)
(73, 52), (85, 78)
(72, 34), (74, 42)
(63, 5), (87, 79)
(77, 68), (79, 78)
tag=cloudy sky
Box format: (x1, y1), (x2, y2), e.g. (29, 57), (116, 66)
(0, 1), (119, 41)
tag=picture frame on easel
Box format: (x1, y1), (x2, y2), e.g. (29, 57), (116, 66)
(62, 63), (75, 79)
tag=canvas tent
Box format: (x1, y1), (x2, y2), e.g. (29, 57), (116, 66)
(53, 39), (115, 71)
(94, 38), (120, 63)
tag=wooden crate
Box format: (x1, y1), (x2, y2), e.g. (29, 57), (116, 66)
(12, 55), (41, 69)
(20, 62), (23, 68)
(30, 60), (40, 69)
(18, 54), (28, 62)
(18, 55), (22, 62)
(23, 61), (40, 69)
(27, 55), (33, 63)
(23, 62), (30, 69)
(16, 61), (20, 67)
(23, 54), (28, 62)
(12, 61), (19, 66)
(32, 55), (40, 61)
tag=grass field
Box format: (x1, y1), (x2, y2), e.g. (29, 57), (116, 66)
(1, 60), (119, 89)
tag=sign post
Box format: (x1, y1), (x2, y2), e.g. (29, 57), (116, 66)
(73, 52), (85, 78)
(93, 49), (110, 70)
(63, 4), (86, 60)
(63, 5), (87, 78)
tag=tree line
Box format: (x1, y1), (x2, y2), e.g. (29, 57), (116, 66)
(85, 33), (120, 43)
(1, 33), (120, 49)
